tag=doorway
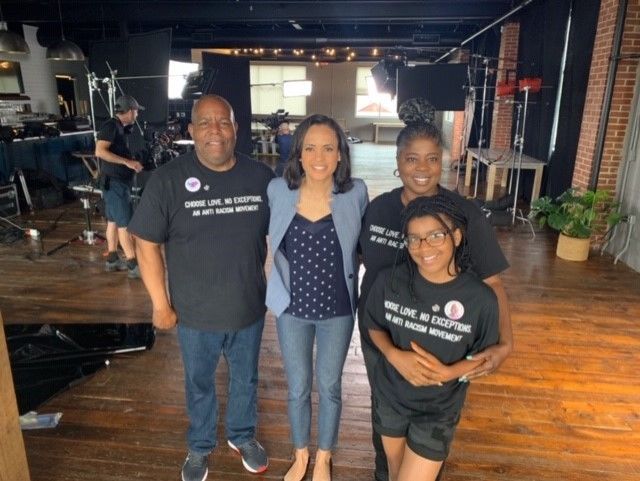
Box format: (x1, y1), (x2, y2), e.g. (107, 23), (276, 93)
(56, 75), (77, 118)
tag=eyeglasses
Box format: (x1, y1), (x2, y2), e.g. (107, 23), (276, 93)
(404, 230), (449, 249)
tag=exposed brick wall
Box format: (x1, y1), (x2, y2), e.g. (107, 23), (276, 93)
(490, 22), (520, 150)
(450, 49), (470, 162)
(450, 111), (465, 162)
(573, 0), (640, 193)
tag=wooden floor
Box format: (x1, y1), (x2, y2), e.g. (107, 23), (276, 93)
(1, 142), (639, 480)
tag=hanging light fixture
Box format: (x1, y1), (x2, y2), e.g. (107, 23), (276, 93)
(46, 0), (85, 61)
(0, 4), (29, 54)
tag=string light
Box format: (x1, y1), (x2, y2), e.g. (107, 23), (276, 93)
(223, 46), (395, 62)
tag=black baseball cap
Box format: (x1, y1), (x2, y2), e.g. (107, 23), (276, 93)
(115, 94), (145, 112)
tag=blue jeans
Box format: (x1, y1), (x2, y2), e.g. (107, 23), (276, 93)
(276, 312), (354, 450)
(177, 319), (264, 454)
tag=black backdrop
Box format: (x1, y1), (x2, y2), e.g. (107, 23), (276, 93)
(89, 29), (172, 157)
(89, 29), (172, 128)
(201, 52), (253, 155)
(397, 64), (468, 111)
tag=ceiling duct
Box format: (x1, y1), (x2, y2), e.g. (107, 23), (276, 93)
(191, 31), (215, 42)
(412, 33), (440, 45)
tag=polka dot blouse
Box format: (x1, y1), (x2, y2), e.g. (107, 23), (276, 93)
(281, 213), (351, 320)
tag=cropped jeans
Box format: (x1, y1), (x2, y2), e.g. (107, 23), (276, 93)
(276, 312), (354, 451)
(177, 319), (264, 455)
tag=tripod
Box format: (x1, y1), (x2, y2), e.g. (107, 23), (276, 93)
(481, 96), (534, 238)
(46, 185), (105, 256)
(9, 168), (34, 213)
(507, 87), (535, 236)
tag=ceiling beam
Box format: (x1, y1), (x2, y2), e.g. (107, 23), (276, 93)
(6, 1), (511, 25)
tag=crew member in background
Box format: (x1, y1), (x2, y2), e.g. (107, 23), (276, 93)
(95, 94), (144, 279)
(274, 120), (293, 176)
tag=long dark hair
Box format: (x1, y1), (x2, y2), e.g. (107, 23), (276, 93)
(283, 114), (353, 193)
(393, 195), (471, 300)
(396, 97), (445, 154)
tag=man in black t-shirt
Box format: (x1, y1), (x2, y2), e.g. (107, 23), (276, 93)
(95, 94), (144, 278)
(129, 95), (274, 481)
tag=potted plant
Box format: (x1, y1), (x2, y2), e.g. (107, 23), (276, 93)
(529, 188), (622, 261)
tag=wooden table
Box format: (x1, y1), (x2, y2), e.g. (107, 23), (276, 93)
(372, 122), (404, 143)
(72, 151), (100, 179)
(464, 147), (546, 202)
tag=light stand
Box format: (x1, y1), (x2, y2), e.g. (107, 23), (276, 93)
(455, 86), (475, 191)
(507, 103), (522, 196)
(473, 57), (490, 198)
(508, 86), (534, 236)
(106, 60), (153, 136)
(46, 185), (105, 256)
(8, 168), (33, 212)
(84, 66), (111, 140)
(86, 72), (98, 141)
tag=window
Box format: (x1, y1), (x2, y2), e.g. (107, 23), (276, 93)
(355, 66), (398, 119)
(250, 65), (307, 115)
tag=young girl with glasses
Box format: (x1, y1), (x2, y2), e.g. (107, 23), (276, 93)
(362, 194), (499, 481)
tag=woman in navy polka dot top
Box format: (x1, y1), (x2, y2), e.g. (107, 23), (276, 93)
(266, 114), (369, 481)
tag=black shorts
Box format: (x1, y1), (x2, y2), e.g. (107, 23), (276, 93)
(103, 178), (132, 227)
(372, 393), (461, 461)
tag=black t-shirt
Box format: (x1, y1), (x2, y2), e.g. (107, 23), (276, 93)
(363, 264), (499, 416)
(128, 151), (275, 331)
(97, 117), (134, 182)
(358, 186), (509, 323)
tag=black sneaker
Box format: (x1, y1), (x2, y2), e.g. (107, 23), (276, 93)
(105, 258), (127, 272)
(227, 439), (268, 474)
(127, 264), (141, 279)
(181, 451), (208, 481)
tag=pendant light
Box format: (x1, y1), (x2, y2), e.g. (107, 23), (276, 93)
(0, 4), (29, 54)
(46, 0), (85, 61)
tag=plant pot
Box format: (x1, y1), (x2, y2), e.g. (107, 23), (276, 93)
(556, 233), (590, 261)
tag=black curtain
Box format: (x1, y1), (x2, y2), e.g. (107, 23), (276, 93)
(512, 0), (570, 201)
(514, 0), (599, 200)
(201, 53), (253, 156)
(545, 0), (601, 197)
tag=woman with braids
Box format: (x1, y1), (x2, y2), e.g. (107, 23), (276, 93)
(267, 114), (368, 481)
(363, 195), (499, 481)
(357, 98), (512, 481)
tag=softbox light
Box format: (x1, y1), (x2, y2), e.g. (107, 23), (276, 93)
(370, 58), (406, 97)
(181, 69), (218, 99)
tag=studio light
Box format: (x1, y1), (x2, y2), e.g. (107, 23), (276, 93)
(46, 0), (85, 61)
(0, 3), (29, 54)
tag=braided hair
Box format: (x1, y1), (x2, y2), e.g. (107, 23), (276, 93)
(392, 194), (471, 301)
(396, 97), (445, 152)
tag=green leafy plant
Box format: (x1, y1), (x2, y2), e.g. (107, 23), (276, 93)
(529, 189), (622, 239)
